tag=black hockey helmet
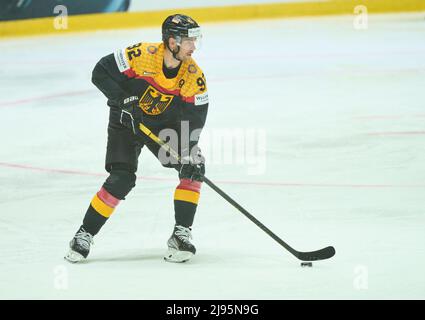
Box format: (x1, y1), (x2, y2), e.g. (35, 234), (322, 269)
(162, 14), (201, 48)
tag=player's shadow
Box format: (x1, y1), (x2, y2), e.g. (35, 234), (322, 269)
(82, 249), (165, 264)
(76, 250), (223, 265)
(85, 255), (163, 264)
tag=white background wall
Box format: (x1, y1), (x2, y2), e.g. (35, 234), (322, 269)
(128, 0), (322, 12)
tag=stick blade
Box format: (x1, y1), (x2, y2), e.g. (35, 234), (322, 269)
(296, 246), (336, 261)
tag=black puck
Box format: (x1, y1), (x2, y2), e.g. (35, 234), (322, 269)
(301, 262), (313, 267)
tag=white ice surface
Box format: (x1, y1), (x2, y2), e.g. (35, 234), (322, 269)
(0, 13), (425, 299)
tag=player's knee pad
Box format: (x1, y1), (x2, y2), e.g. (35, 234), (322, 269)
(102, 168), (136, 200)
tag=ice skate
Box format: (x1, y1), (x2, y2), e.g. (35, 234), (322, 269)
(164, 225), (196, 263)
(64, 226), (94, 263)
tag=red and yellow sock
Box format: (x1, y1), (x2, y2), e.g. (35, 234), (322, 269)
(174, 179), (202, 227)
(83, 187), (121, 235)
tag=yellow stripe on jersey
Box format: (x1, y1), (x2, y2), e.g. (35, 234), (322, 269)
(91, 194), (115, 218)
(174, 189), (200, 205)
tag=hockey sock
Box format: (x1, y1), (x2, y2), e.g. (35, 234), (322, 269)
(82, 187), (121, 235)
(174, 179), (202, 227)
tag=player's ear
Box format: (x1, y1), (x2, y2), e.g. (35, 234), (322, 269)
(168, 37), (177, 50)
(167, 37), (172, 50)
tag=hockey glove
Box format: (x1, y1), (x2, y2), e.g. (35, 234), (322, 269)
(178, 147), (206, 182)
(119, 96), (143, 135)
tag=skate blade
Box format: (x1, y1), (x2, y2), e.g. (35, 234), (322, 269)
(64, 249), (85, 263)
(164, 248), (194, 263)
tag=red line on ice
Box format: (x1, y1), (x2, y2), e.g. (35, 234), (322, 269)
(1, 162), (425, 189)
(354, 114), (425, 120)
(0, 90), (95, 107)
(367, 131), (425, 136)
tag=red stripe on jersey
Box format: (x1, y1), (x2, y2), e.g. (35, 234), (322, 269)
(136, 76), (181, 96)
(176, 178), (202, 193)
(97, 187), (120, 208)
(182, 96), (195, 103)
(123, 69), (137, 78)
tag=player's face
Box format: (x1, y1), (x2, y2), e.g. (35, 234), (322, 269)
(176, 37), (199, 61)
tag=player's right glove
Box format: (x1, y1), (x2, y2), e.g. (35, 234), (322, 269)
(119, 96), (143, 135)
(178, 147), (206, 182)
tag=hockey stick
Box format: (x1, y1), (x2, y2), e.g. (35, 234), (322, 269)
(139, 123), (336, 262)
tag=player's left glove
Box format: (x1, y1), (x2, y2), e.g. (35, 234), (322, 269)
(178, 147), (205, 182)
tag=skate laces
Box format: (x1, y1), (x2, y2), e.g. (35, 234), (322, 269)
(174, 225), (192, 244)
(75, 228), (94, 249)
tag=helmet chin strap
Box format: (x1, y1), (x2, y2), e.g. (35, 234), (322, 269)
(172, 46), (182, 62)
(166, 38), (182, 62)
(166, 39), (182, 62)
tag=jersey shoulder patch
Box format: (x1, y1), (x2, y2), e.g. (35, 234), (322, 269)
(114, 48), (130, 72)
(194, 91), (209, 106)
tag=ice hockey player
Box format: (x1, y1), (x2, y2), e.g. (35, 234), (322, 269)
(65, 14), (209, 263)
